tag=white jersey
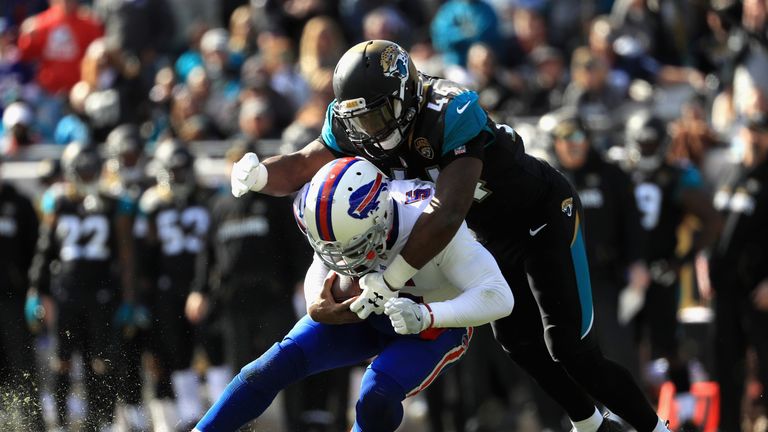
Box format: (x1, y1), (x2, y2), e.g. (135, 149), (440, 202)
(303, 179), (514, 328)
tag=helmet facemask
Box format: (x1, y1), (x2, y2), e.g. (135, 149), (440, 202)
(335, 94), (415, 160)
(309, 215), (390, 278)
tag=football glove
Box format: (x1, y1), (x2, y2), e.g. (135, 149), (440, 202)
(350, 272), (398, 319)
(384, 297), (432, 335)
(24, 294), (45, 333)
(231, 152), (268, 197)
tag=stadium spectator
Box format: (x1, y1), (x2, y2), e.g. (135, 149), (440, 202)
(0, 19), (36, 113)
(239, 54), (294, 131)
(503, 4), (550, 68)
(362, 6), (411, 48)
(175, 22), (209, 83)
(465, 42), (524, 118)
(563, 47), (627, 151)
(522, 45), (568, 116)
(53, 80), (91, 145)
(236, 97), (279, 141)
(227, 5), (256, 59)
(260, 34), (308, 112)
(17, 0), (103, 95)
(1, 100), (37, 155)
(298, 16), (346, 85)
(430, 0), (501, 67)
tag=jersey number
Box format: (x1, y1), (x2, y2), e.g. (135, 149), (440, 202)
(634, 183), (663, 230)
(157, 207), (210, 255)
(57, 215), (110, 261)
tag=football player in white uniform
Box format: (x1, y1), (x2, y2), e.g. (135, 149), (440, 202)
(193, 157), (514, 432)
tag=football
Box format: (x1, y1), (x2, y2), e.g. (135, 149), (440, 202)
(331, 273), (362, 302)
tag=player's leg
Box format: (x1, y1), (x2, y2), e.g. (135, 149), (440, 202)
(352, 327), (471, 432)
(0, 299), (45, 429)
(82, 291), (119, 429)
(53, 301), (79, 427)
(490, 258), (603, 431)
(195, 315), (382, 432)
(525, 191), (665, 432)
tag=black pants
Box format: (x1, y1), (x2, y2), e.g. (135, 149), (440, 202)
(712, 285), (768, 432)
(54, 288), (119, 429)
(591, 272), (640, 380)
(0, 298), (45, 430)
(488, 176), (659, 431)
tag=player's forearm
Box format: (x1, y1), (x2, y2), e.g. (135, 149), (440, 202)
(259, 140), (335, 197)
(429, 282), (514, 328)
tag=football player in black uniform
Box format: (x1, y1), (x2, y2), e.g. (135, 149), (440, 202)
(0, 156), (44, 430)
(103, 123), (153, 431)
(546, 110), (648, 380)
(231, 40), (669, 432)
(623, 112), (720, 423)
(28, 142), (135, 430)
(708, 110), (768, 432)
(136, 139), (225, 430)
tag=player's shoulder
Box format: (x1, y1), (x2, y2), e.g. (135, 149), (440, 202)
(40, 183), (71, 215)
(388, 179), (435, 207)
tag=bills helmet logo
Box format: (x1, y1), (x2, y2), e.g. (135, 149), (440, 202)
(348, 173), (388, 219)
(380, 45), (409, 81)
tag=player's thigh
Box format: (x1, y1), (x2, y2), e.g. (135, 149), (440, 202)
(0, 300), (36, 370)
(370, 327), (472, 398)
(285, 315), (383, 374)
(524, 192), (597, 357)
(490, 259), (547, 351)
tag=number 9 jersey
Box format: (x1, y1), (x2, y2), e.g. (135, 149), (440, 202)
(320, 74), (554, 244)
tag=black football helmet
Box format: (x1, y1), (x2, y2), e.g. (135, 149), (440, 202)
(61, 142), (102, 196)
(106, 124), (145, 185)
(153, 139), (196, 198)
(332, 40), (422, 159)
(625, 110), (668, 172)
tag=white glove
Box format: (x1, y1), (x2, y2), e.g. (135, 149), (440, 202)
(384, 297), (431, 335)
(350, 272), (398, 319)
(618, 286), (646, 325)
(231, 152), (268, 197)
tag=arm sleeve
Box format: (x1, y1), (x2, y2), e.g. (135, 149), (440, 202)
(192, 214), (214, 295)
(28, 216), (56, 296)
(428, 225), (514, 327)
(303, 256), (330, 311)
(319, 101), (350, 157)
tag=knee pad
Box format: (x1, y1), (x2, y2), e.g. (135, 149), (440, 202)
(355, 370), (405, 432)
(239, 339), (307, 390)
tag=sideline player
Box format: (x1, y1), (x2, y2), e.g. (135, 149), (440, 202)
(194, 157), (514, 432)
(231, 40), (671, 432)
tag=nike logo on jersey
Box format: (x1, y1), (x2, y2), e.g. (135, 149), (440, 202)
(456, 100), (471, 114)
(529, 224), (547, 236)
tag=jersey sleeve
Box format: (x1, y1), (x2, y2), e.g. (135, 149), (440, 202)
(442, 91), (488, 156)
(319, 100), (351, 157)
(427, 224), (514, 328)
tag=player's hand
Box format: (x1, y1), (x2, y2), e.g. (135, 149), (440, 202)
(752, 280), (768, 311)
(350, 272), (398, 319)
(384, 298), (431, 335)
(25, 292), (55, 333)
(185, 292), (209, 324)
(231, 152), (268, 197)
(308, 272), (363, 325)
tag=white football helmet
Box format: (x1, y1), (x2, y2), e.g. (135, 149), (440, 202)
(294, 157), (393, 277)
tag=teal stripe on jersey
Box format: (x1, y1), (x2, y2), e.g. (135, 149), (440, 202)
(570, 217), (594, 339)
(442, 91), (487, 156)
(321, 100), (342, 152)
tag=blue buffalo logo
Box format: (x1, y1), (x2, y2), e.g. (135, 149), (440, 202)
(348, 175), (388, 219)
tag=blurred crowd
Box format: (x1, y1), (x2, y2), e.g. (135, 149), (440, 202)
(1, 0), (768, 431)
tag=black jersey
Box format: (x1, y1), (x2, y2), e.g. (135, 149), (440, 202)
(321, 74), (556, 243)
(0, 183), (39, 299)
(710, 159), (768, 292)
(555, 149), (645, 276)
(194, 191), (309, 304)
(29, 184), (134, 298)
(629, 163), (705, 262)
(138, 186), (214, 292)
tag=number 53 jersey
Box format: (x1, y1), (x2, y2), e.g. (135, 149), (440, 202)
(321, 74), (557, 245)
(30, 185), (135, 297)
